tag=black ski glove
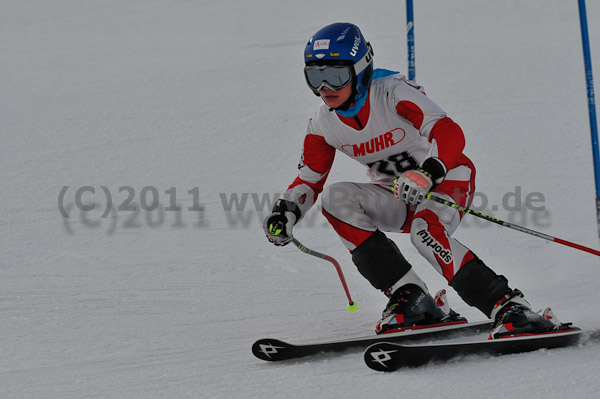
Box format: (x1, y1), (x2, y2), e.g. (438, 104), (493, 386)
(263, 199), (302, 246)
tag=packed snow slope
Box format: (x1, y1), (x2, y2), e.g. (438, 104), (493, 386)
(2, 1), (600, 398)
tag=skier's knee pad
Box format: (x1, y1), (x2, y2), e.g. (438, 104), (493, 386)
(410, 211), (470, 282)
(351, 230), (412, 291)
(450, 258), (513, 318)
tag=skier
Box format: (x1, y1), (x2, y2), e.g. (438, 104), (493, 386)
(263, 22), (569, 338)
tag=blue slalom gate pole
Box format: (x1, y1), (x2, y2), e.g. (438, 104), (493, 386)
(577, 0), (600, 240)
(406, 0), (415, 82)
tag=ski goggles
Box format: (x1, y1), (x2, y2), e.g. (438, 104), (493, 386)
(304, 64), (353, 92)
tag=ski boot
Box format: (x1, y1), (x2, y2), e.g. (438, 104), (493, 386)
(488, 289), (574, 339)
(376, 285), (466, 335)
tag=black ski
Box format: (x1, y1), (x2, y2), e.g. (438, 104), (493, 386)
(252, 320), (493, 361)
(364, 328), (593, 371)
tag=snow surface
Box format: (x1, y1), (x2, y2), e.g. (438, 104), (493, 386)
(2, 0), (600, 398)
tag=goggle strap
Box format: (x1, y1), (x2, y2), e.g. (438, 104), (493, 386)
(353, 42), (373, 76)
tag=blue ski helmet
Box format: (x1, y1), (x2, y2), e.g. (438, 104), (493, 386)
(304, 23), (374, 97)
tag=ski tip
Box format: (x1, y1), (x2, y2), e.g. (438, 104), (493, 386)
(252, 338), (292, 361)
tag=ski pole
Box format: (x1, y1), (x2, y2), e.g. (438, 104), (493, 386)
(426, 193), (600, 257)
(291, 237), (358, 312)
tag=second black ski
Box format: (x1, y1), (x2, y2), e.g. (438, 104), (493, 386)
(364, 328), (594, 371)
